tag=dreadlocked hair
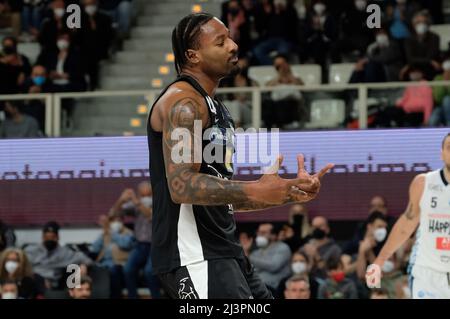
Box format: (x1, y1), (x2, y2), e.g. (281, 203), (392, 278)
(172, 13), (214, 75)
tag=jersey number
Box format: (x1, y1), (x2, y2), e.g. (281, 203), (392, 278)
(431, 197), (437, 208)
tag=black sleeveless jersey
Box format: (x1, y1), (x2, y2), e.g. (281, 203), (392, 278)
(147, 75), (244, 274)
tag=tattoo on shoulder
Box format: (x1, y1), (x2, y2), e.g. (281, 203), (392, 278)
(167, 97), (204, 130)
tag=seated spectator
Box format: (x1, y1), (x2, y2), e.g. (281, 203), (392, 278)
(301, 216), (342, 271)
(355, 212), (389, 280)
(284, 275), (311, 299)
(279, 204), (311, 252)
(109, 181), (160, 299)
(351, 28), (404, 83)
(318, 258), (358, 299)
(300, 0), (338, 73)
(344, 210), (388, 256)
(249, 223), (292, 293)
(220, 57), (256, 128)
(370, 288), (389, 299)
(429, 56), (450, 127)
(39, 0), (69, 51)
(24, 221), (93, 290)
(91, 214), (135, 299)
(0, 247), (44, 299)
(386, 0), (414, 41)
(0, 279), (19, 299)
(98, 0), (132, 40)
(263, 54), (304, 129)
(0, 219), (16, 252)
(0, 36), (31, 94)
(403, 10), (441, 80)
(331, 0), (374, 62)
(396, 64), (433, 126)
(79, 0), (113, 90)
(68, 275), (92, 299)
(239, 230), (254, 257)
(276, 251), (320, 299)
(252, 0), (299, 65)
(20, 64), (53, 133)
(0, 101), (42, 139)
(221, 0), (251, 58)
(0, 0), (22, 38)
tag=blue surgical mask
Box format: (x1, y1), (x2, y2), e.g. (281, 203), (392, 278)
(32, 76), (46, 86)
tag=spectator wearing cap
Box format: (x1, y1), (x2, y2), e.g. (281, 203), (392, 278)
(24, 221), (93, 290)
(68, 275), (92, 299)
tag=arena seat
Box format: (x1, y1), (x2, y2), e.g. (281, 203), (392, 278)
(305, 99), (346, 128)
(248, 64), (322, 86)
(329, 63), (355, 85)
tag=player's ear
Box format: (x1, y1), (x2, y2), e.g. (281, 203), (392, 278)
(185, 49), (200, 65)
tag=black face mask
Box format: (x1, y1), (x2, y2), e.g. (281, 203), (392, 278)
(44, 240), (58, 251)
(229, 8), (240, 17)
(312, 228), (327, 240)
(3, 46), (16, 55)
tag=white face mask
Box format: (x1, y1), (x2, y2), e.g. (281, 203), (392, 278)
(54, 8), (65, 18)
(443, 60), (450, 71)
(109, 221), (123, 233)
(415, 23), (428, 35)
(313, 3), (326, 15)
(85, 5), (97, 16)
(1, 292), (17, 300)
(291, 261), (307, 274)
(376, 34), (389, 46)
(255, 235), (269, 248)
(355, 0), (367, 11)
(140, 196), (152, 208)
(57, 40), (69, 51)
(4, 261), (19, 274)
(374, 227), (387, 242)
(382, 260), (395, 273)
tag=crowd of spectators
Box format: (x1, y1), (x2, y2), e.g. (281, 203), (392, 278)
(0, 0), (133, 137)
(1, 189), (412, 299)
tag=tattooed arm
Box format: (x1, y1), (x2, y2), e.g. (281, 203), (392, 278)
(159, 89), (326, 209)
(371, 174), (425, 267)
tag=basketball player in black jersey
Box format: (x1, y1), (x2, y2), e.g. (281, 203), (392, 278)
(147, 13), (333, 299)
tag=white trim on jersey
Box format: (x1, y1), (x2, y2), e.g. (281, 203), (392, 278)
(186, 261), (209, 299)
(177, 203), (205, 266)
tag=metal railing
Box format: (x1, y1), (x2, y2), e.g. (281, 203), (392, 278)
(1, 80), (450, 137)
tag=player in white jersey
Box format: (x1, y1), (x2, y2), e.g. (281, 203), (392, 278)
(366, 133), (450, 299)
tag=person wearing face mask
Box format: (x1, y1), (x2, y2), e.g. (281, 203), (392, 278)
(355, 212), (389, 281)
(109, 181), (161, 299)
(276, 251), (320, 299)
(249, 223), (292, 294)
(301, 216), (342, 271)
(429, 56), (450, 127)
(300, 0), (337, 75)
(404, 10), (440, 80)
(0, 101), (42, 139)
(330, 0), (374, 62)
(318, 258), (358, 299)
(24, 221), (93, 291)
(38, 0), (69, 51)
(90, 215), (135, 298)
(79, 0), (113, 90)
(20, 64), (54, 133)
(0, 248), (43, 299)
(0, 280), (19, 299)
